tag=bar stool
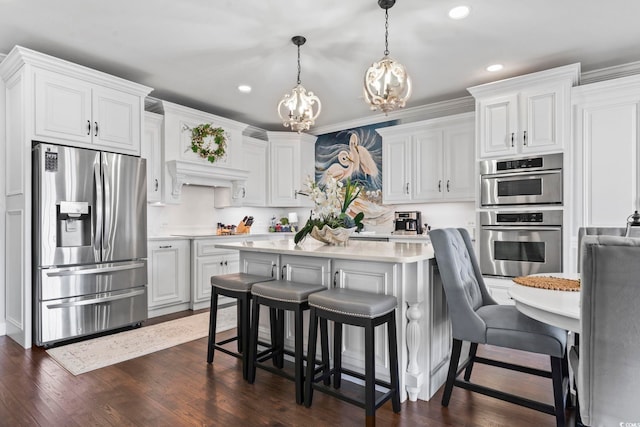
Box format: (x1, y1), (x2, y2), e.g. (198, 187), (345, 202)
(304, 288), (401, 427)
(207, 272), (275, 380)
(247, 279), (328, 405)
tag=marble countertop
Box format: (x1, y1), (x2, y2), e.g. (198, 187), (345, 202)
(214, 238), (434, 263)
(148, 232), (294, 240)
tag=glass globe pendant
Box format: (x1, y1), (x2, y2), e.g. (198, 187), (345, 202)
(363, 0), (412, 114)
(277, 36), (321, 133)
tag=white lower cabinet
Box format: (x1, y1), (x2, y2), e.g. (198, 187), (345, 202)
(147, 239), (190, 317)
(192, 239), (241, 310)
(483, 276), (515, 305)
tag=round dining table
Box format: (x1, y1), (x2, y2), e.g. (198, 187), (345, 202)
(507, 272), (581, 333)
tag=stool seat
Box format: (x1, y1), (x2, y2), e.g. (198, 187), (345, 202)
(252, 280), (326, 303)
(211, 272), (275, 292)
(309, 288), (397, 319)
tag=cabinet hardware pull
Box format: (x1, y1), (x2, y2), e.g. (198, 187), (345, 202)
(294, 189), (297, 199)
(242, 188), (246, 198)
(333, 271), (339, 288)
(447, 180), (450, 192)
(281, 265), (287, 279)
(87, 120), (91, 135)
(220, 261), (224, 266)
(523, 130), (527, 146)
(94, 121), (99, 137)
(438, 180), (442, 192)
(159, 245), (172, 249)
(224, 261), (228, 266)
(405, 183), (409, 194)
(154, 179), (159, 191)
(511, 132), (515, 147)
(271, 262), (276, 277)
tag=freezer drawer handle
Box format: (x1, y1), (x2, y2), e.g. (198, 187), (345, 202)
(46, 262), (145, 277)
(46, 288), (146, 309)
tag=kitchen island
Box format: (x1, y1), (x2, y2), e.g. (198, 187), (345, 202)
(214, 238), (451, 402)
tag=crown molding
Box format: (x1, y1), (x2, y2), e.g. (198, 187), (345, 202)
(580, 60), (640, 85)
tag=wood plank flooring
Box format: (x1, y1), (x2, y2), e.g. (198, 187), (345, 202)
(0, 310), (576, 426)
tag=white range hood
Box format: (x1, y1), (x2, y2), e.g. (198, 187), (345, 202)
(166, 159), (249, 199)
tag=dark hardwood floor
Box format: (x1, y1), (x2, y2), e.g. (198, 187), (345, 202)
(0, 310), (576, 426)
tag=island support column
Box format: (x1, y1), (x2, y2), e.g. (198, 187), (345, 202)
(403, 261), (425, 401)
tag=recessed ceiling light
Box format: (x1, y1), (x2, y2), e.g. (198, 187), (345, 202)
(237, 84), (252, 93)
(448, 5), (470, 19)
(486, 64), (504, 72)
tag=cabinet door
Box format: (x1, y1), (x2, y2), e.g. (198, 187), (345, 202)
(34, 69), (93, 144)
(269, 140), (299, 206)
(148, 240), (190, 309)
(382, 136), (412, 203)
(92, 85), (141, 154)
(332, 260), (398, 382)
(578, 101), (638, 227)
(413, 130), (443, 201)
(520, 85), (563, 153)
(478, 93), (518, 158)
(443, 123), (475, 200)
(242, 137), (267, 206)
(142, 112), (163, 203)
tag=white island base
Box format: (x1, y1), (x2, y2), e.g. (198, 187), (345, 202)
(214, 238), (452, 402)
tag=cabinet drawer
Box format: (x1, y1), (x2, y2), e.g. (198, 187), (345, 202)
(196, 239), (244, 257)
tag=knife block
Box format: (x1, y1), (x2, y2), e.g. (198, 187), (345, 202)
(236, 221), (251, 234)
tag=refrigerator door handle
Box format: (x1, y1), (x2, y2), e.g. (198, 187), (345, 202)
(94, 162), (103, 255)
(46, 288), (146, 309)
(45, 262), (145, 277)
(102, 158), (112, 256)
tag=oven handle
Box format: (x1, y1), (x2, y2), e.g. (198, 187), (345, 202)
(481, 226), (562, 231)
(482, 170), (561, 180)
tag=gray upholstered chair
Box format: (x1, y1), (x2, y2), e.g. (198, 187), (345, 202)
(570, 235), (640, 427)
(430, 228), (569, 427)
(576, 227), (626, 271)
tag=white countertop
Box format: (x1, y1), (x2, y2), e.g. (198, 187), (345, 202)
(148, 232), (294, 240)
(214, 238), (434, 263)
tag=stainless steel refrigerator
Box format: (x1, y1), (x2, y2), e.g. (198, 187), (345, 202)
(33, 143), (148, 347)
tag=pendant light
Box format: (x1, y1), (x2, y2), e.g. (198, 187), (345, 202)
(277, 36), (321, 133)
(363, 0), (412, 114)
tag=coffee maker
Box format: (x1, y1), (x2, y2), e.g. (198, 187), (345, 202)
(394, 211), (423, 235)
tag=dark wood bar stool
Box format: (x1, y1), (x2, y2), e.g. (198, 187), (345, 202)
(207, 272), (275, 380)
(304, 288), (401, 427)
(247, 279), (328, 405)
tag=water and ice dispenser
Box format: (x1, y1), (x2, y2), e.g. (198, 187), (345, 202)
(56, 201), (91, 247)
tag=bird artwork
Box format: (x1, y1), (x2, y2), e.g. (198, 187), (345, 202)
(314, 122), (396, 229)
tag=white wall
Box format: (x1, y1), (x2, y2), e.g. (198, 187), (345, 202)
(147, 185), (311, 236)
(0, 75), (6, 335)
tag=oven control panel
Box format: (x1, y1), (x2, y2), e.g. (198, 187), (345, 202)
(480, 210), (563, 227)
(496, 212), (544, 223)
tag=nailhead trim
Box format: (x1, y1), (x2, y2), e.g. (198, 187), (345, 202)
(212, 283), (252, 293)
(310, 302), (397, 319)
(253, 292), (309, 304)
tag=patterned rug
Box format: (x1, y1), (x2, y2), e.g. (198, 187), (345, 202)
(46, 307), (236, 375)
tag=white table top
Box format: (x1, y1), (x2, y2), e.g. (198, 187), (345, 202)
(214, 238), (435, 263)
(508, 273), (581, 333)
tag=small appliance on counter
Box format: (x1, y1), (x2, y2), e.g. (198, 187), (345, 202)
(393, 211), (423, 235)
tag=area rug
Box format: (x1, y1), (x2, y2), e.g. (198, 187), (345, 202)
(46, 307), (236, 375)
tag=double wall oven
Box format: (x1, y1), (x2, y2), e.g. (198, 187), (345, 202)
(479, 153), (563, 277)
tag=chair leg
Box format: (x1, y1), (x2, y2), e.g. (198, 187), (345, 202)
(247, 295), (261, 383)
(276, 308), (285, 368)
(333, 321), (343, 389)
(294, 307), (304, 405)
(269, 307), (279, 367)
(442, 339), (463, 407)
(550, 356), (567, 427)
(387, 312), (401, 413)
(239, 294), (250, 380)
(364, 319), (376, 425)
(320, 318), (330, 386)
(305, 307), (319, 408)
(236, 300), (243, 353)
(464, 342), (478, 381)
(207, 290), (219, 364)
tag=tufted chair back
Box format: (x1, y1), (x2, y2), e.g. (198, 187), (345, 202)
(572, 235), (640, 426)
(430, 228), (497, 343)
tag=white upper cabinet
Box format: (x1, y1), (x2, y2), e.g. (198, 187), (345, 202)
(468, 64), (580, 158)
(25, 53), (152, 155)
(267, 131), (316, 207)
(141, 112), (164, 203)
(378, 113), (475, 204)
(240, 136), (268, 206)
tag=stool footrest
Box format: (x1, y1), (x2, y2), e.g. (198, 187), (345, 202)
(310, 382), (396, 411)
(216, 336), (239, 347)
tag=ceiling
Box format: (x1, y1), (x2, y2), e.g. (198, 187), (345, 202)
(2, 0), (640, 133)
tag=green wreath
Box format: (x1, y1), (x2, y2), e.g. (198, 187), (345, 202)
(190, 123), (227, 163)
